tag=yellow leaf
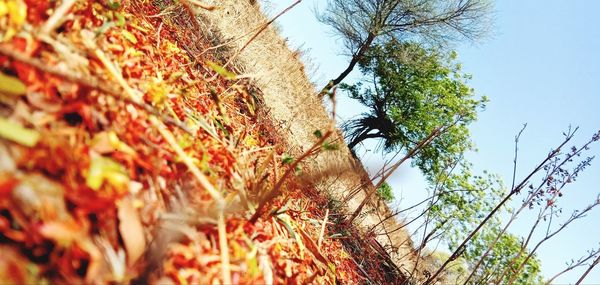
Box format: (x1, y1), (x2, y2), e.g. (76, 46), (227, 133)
(0, 2), (8, 17)
(129, 23), (150, 33)
(0, 118), (40, 147)
(86, 154), (129, 191)
(7, 0), (26, 25)
(91, 132), (114, 154)
(163, 41), (181, 54)
(121, 30), (137, 44)
(108, 132), (136, 155)
(4, 0), (26, 41)
(244, 135), (258, 147)
(247, 255), (260, 277)
(126, 48), (144, 57)
(0, 72), (26, 95)
(206, 60), (237, 80)
(145, 80), (168, 105)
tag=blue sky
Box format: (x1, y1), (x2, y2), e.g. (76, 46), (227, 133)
(261, 0), (600, 283)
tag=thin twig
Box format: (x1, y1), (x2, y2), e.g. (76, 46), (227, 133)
(505, 197), (600, 285)
(575, 254), (600, 285)
(410, 157), (462, 280)
(318, 209), (330, 249)
(463, 123), (526, 285)
(511, 124), (527, 191)
(465, 128), (594, 285)
(218, 211), (232, 284)
(545, 246), (600, 285)
(426, 129), (580, 285)
(41, 0), (77, 34)
(156, 22), (164, 50)
(224, 0), (302, 67)
(250, 130), (333, 223)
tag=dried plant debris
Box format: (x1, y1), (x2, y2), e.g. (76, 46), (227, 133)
(0, 1), (397, 284)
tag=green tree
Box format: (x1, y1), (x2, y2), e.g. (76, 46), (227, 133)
(458, 223), (543, 285)
(342, 40), (487, 178)
(317, 0), (492, 95)
(425, 163), (544, 284)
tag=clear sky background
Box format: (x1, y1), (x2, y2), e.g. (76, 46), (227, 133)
(260, 1), (600, 283)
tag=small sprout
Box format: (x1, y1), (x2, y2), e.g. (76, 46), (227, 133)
(275, 215), (297, 239)
(294, 165), (303, 176)
(282, 154), (294, 165)
(105, 0), (121, 10)
(323, 142), (339, 151)
(313, 130), (323, 138)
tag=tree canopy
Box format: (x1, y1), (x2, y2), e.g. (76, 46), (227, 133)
(341, 40), (487, 178)
(428, 163), (544, 284)
(317, 0), (492, 94)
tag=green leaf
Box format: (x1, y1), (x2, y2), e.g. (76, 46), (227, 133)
(275, 214), (297, 239)
(313, 130), (323, 138)
(294, 165), (302, 176)
(322, 142), (339, 151)
(106, 0), (121, 10)
(281, 153), (294, 165)
(0, 118), (40, 147)
(96, 21), (116, 35)
(206, 61), (237, 80)
(115, 12), (126, 26)
(213, 118), (230, 137)
(376, 182), (395, 202)
(0, 72), (26, 95)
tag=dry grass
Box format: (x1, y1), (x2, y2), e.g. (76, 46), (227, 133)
(190, 0), (427, 280)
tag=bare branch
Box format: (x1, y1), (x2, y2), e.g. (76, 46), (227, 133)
(317, 0), (493, 94)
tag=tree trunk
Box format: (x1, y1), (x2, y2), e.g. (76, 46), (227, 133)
(347, 128), (381, 150)
(318, 32), (376, 97)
